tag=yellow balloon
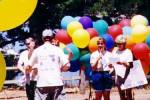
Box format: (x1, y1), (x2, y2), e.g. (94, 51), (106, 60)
(72, 29), (90, 48)
(67, 21), (83, 37)
(131, 25), (149, 43)
(0, 52), (6, 91)
(0, 0), (38, 31)
(131, 15), (148, 27)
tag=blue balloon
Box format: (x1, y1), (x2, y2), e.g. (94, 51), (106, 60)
(64, 43), (80, 61)
(93, 20), (108, 35)
(122, 26), (132, 36)
(84, 64), (92, 78)
(69, 60), (80, 72)
(101, 34), (115, 50)
(79, 16), (93, 29)
(146, 34), (150, 48)
(61, 16), (74, 29)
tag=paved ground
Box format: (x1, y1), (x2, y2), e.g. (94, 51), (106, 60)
(0, 87), (150, 100)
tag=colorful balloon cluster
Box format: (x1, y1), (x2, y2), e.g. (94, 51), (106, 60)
(55, 15), (150, 74)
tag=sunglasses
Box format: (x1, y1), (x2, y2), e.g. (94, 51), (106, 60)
(26, 43), (30, 45)
(97, 42), (104, 45)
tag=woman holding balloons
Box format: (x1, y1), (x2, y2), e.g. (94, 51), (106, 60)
(90, 37), (113, 100)
(112, 35), (134, 100)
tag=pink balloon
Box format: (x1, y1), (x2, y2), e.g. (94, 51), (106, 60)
(108, 24), (123, 40)
(55, 29), (72, 44)
(119, 19), (131, 27)
(86, 28), (98, 39)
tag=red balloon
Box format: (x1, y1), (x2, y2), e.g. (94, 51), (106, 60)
(119, 19), (131, 27)
(132, 43), (149, 60)
(141, 60), (150, 75)
(55, 29), (72, 44)
(108, 24), (123, 40)
(86, 28), (98, 39)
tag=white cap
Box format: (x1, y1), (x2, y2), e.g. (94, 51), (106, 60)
(115, 35), (127, 43)
(42, 29), (53, 37)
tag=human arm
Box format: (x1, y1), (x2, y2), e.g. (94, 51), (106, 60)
(17, 52), (26, 74)
(90, 52), (102, 71)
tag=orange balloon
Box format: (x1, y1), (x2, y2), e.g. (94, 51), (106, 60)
(126, 36), (136, 49)
(88, 37), (99, 52)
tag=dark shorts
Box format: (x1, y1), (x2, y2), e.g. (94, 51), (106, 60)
(35, 86), (63, 100)
(91, 71), (113, 91)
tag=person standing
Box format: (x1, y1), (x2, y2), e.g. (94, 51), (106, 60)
(112, 35), (134, 100)
(27, 29), (70, 100)
(17, 37), (37, 100)
(90, 37), (113, 100)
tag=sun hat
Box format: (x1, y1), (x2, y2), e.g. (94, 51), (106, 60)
(42, 29), (53, 37)
(115, 34), (127, 43)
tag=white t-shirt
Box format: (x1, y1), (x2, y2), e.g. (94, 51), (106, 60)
(18, 50), (29, 67)
(112, 48), (133, 63)
(17, 50), (37, 84)
(112, 48), (133, 78)
(90, 50), (112, 71)
(29, 42), (69, 87)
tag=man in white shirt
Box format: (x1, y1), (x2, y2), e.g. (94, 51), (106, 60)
(27, 29), (70, 100)
(17, 37), (37, 100)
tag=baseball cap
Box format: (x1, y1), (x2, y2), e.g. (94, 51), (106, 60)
(42, 29), (53, 37)
(115, 35), (127, 43)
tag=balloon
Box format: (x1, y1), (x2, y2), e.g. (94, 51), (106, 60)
(131, 15), (148, 27)
(88, 37), (99, 52)
(131, 25), (149, 43)
(132, 43), (149, 60)
(93, 20), (108, 35)
(55, 29), (72, 44)
(147, 26), (150, 33)
(122, 26), (132, 36)
(74, 16), (81, 21)
(0, 52), (6, 91)
(119, 19), (131, 27)
(59, 42), (66, 50)
(69, 60), (81, 72)
(0, 0), (37, 31)
(108, 24), (123, 40)
(67, 21), (83, 37)
(64, 43), (80, 61)
(84, 65), (92, 78)
(141, 60), (150, 75)
(126, 36), (135, 49)
(101, 34), (115, 50)
(72, 29), (90, 48)
(146, 35), (150, 48)
(86, 28), (99, 39)
(61, 16), (74, 29)
(79, 53), (91, 66)
(80, 49), (89, 56)
(79, 16), (93, 29)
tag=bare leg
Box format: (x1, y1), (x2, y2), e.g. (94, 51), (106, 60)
(103, 91), (110, 100)
(126, 89), (133, 100)
(118, 86), (126, 100)
(95, 91), (103, 100)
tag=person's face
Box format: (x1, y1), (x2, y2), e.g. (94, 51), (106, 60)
(25, 38), (35, 49)
(97, 40), (105, 50)
(116, 43), (126, 51)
